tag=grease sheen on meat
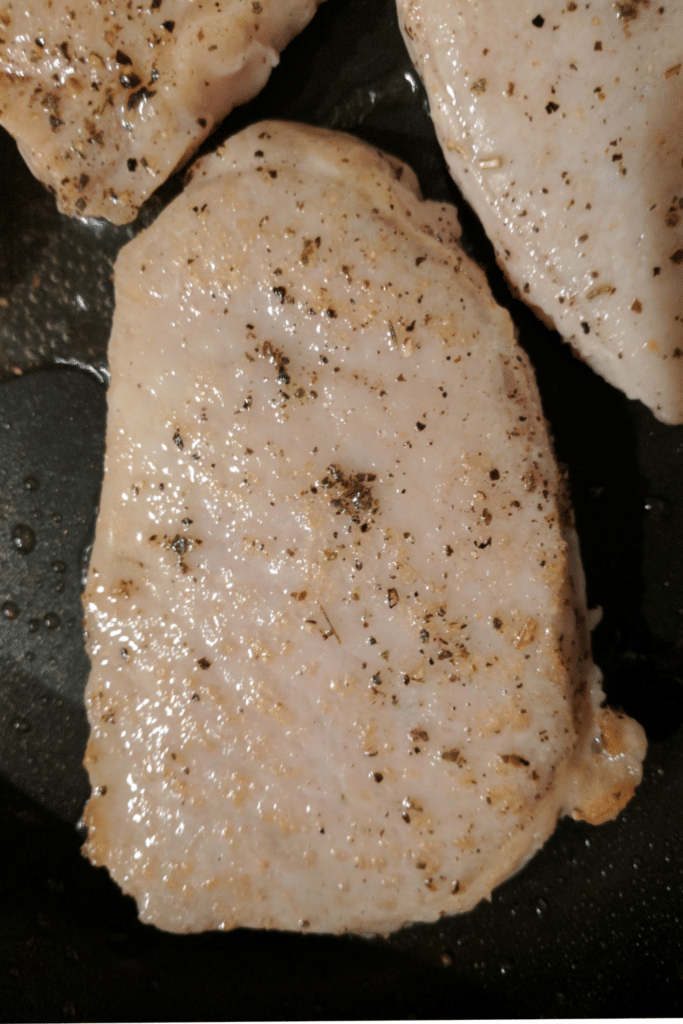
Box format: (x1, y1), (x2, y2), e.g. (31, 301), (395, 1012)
(0, 0), (323, 223)
(82, 122), (645, 934)
(398, 0), (683, 423)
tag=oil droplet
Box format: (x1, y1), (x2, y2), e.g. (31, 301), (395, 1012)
(23, 476), (40, 492)
(11, 523), (36, 555)
(43, 612), (60, 630)
(11, 715), (31, 733)
(51, 560), (67, 573)
(28, 618), (40, 633)
(536, 897), (549, 915)
(644, 495), (672, 521)
(2, 600), (19, 619)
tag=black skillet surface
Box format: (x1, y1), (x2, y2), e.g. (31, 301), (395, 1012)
(2, 0), (683, 1018)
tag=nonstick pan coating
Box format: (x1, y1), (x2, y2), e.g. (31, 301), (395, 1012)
(1, 0), (682, 1018)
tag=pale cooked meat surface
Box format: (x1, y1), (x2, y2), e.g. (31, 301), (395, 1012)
(398, 0), (683, 423)
(82, 121), (645, 935)
(0, 0), (323, 223)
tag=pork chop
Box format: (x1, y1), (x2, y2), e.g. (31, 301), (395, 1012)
(0, 0), (324, 223)
(398, 0), (683, 423)
(81, 121), (645, 934)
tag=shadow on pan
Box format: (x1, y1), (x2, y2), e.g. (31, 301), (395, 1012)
(1, 0), (683, 1018)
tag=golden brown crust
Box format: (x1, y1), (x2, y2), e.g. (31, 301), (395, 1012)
(572, 706), (646, 825)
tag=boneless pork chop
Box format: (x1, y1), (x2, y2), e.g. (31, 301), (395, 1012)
(0, 0), (324, 223)
(398, 0), (683, 423)
(81, 121), (645, 934)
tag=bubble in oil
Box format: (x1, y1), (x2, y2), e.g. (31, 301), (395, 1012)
(11, 715), (31, 733)
(2, 600), (19, 619)
(51, 560), (67, 573)
(11, 523), (36, 555)
(23, 476), (40, 492)
(43, 612), (60, 630)
(644, 495), (672, 521)
(28, 618), (40, 633)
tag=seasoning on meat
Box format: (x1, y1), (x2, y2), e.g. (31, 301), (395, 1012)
(0, 0), (325, 223)
(398, 0), (683, 423)
(81, 122), (645, 935)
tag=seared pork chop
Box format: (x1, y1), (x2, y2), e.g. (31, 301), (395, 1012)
(81, 121), (645, 934)
(398, 0), (683, 423)
(0, 0), (324, 223)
